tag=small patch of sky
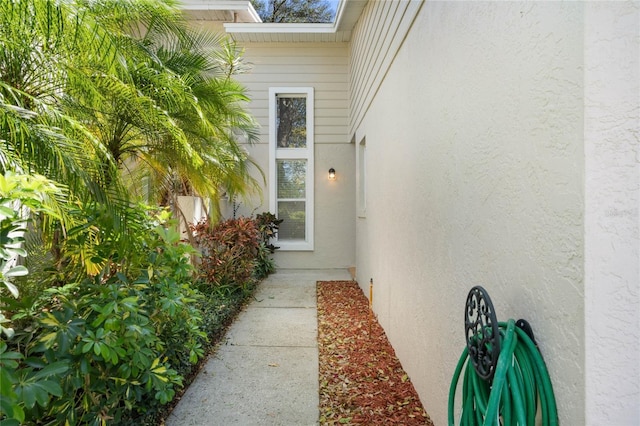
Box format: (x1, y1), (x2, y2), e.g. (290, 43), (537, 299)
(328, 0), (340, 21)
(253, 0), (341, 23)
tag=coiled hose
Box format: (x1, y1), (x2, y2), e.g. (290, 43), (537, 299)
(448, 319), (558, 426)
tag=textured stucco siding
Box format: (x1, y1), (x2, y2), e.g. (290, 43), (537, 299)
(584, 2), (640, 424)
(353, 2), (586, 424)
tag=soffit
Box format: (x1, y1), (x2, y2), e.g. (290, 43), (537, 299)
(223, 23), (353, 43)
(181, 0), (368, 43)
(181, 0), (262, 23)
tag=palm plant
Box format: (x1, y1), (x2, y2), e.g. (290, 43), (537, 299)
(0, 0), (127, 275)
(93, 24), (262, 221)
(0, 0), (116, 205)
(61, 1), (262, 232)
(0, 0), (261, 276)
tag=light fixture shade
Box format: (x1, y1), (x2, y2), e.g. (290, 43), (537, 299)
(328, 168), (336, 180)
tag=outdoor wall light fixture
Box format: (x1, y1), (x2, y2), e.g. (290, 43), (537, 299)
(328, 168), (336, 181)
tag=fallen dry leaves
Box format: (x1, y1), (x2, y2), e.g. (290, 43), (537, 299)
(317, 281), (434, 425)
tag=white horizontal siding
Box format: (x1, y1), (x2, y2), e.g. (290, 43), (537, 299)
(240, 73), (347, 84)
(349, 0), (424, 136)
(242, 90), (348, 102)
(241, 64), (347, 74)
(243, 44), (349, 57)
(229, 30), (352, 43)
(246, 56), (347, 66)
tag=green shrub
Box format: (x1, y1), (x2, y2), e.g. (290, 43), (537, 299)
(254, 243), (276, 280)
(1, 205), (207, 424)
(0, 173), (69, 425)
(141, 225), (205, 373)
(33, 277), (183, 424)
(0, 340), (68, 426)
(253, 212), (282, 279)
(0, 173), (63, 332)
(196, 280), (257, 342)
(2, 198), (277, 424)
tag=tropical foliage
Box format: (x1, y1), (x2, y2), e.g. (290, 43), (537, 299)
(0, 0), (274, 423)
(254, 212), (282, 278)
(191, 213), (280, 290)
(0, 0), (260, 252)
(1, 197), (274, 424)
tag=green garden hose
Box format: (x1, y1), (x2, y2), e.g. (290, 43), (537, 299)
(448, 319), (558, 426)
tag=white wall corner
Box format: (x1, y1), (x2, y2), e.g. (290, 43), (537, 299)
(584, 2), (640, 424)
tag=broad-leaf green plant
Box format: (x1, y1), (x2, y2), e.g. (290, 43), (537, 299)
(0, 172), (69, 425)
(3, 207), (206, 424)
(0, 172), (63, 331)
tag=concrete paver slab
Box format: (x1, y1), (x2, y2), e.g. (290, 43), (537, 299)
(165, 269), (351, 426)
(167, 346), (318, 426)
(225, 307), (317, 347)
(253, 284), (316, 308)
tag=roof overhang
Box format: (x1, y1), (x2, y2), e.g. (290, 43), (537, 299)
(224, 0), (367, 42)
(181, 0), (262, 23)
(222, 22), (352, 42)
(181, 0), (368, 42)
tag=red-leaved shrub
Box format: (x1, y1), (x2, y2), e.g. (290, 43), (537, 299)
(190, 217), (260, 289)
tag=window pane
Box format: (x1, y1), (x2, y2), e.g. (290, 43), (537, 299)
(277, 96), (306, 148)
(278, 201), (306, 240)
(277, 159), (306, 199)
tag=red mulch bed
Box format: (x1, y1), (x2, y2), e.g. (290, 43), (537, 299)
(317, 281), (434, 425)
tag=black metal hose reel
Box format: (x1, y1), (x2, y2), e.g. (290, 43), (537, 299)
(450, 286), (557, 426)
(464, 286), (537, 382)
(464, 286), (501, 381)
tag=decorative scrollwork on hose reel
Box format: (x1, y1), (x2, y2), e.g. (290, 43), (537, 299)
(465, 286), (500, 382)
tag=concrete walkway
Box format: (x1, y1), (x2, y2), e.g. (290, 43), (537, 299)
(165, 269), (352, 426)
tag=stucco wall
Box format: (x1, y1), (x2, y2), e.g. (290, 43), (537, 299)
(584, 2), (640, 424)
(353, 2), (586, 424)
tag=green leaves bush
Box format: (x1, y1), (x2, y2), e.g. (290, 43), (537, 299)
(32, 277), (185, 424)
(254, 212), (282, 279)
(2, 0), (269, 421)
(1, 199), (278, 424)
(1, 206), (206, 424)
